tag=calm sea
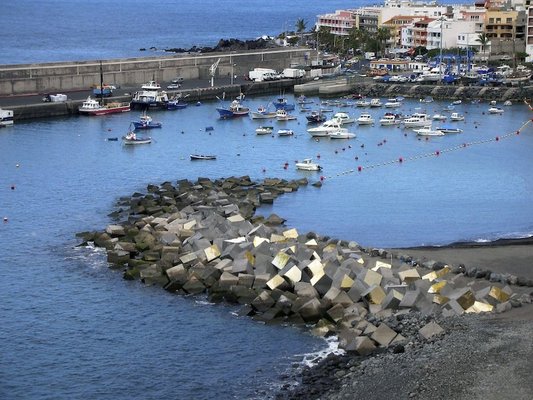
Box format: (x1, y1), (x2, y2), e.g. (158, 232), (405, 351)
(2, 1), (533, 399)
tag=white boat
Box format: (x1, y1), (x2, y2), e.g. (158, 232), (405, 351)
(295, 158), (322, 171)
(450, 112), (465, 121)
(379, 113), (401, 126)
(307, 119), (346, 137)
(420, 96), (434, 103)
(276, 109), (297, 121)
(384, 100), (401, 108)
(141, 80), (161, 90)
(122, 130), (152, 145)
(277, 129), (294, 136)
(451, 100), (462, 105)
(403, 113), (432, 128)
(503, 100), (512, 106)
(332, 112), (355, 124)
(432, 113), (447, 121)
(369, 98), (382, 107)
(488, 106), (504, 114)
(413, 127), (444, 136)
(328, 130), (356, 139)
(355, 99), (370, 107)
(357, 113), (375, 125)
(255, 126), (274, 135)
(0, 107), (14, 126)
(436, 127), (463, 134)
(250, 105), (276, 119)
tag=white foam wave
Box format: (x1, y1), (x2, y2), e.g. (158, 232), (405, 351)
(298, 336), (345, 368)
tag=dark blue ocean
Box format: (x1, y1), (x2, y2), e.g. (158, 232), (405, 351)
(2, 1), (533, 399)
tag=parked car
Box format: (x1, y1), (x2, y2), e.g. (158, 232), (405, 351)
(167, 83), (181, 89)
(171, 77), (184, 84)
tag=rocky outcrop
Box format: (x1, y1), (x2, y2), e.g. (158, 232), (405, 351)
(80, 176), (531, 358)
(161, 38), (278, 54)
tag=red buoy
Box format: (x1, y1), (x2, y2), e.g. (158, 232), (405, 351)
(262, 168), (266, 173)
(358, 166), (362, 172)
(320, 176), (325, 181)
(516, 130), (520, 135)
(435, 150), (440, 156)
(399, 157), (403, 163)
(496, 136), (500, 141)
(10, 185), (15, 190)
(316, 154), (321, 159)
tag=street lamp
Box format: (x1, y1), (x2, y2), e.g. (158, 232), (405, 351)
(439, 16), (444, 82)
(231, 63), (236, 85)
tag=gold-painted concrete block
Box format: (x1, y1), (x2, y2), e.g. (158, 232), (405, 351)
(283, 228), (298, 239)
(432, 294), (449, 305)
(424, 265), (451, 281)
(489, 286), (510, 303)
(283, 265), (302, 284)
(363, 269), (383, 287)
(226, 214), (244, 223)
(307, 259), (324, 277)
(428, 281), (447, 294)
(372, 261), (391, 271)
(270, 233), (286, 243)
(310, 270), (325, 287)
(266, 274), (286, 290)
(183, 220), (196, 230)
(204, 244), (221, 262)
(466, 301), (494, 314)
(357, 257), (365, 264)
(245, 251), (255, 266)
(364, 285), (386, 305)
(253, 237), (270, 247)
(323, 244), (337, 253)
(340, 274), (354, 290)
(398, 268), (420, 283)
(305, 238), (318, 248)
(272, 251), (290, 270)
(456, 289), (475, 310)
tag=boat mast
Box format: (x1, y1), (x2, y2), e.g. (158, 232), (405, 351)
(99, 60), (104, 106)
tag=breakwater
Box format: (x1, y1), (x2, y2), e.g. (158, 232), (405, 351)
(79, 176), (532, 358)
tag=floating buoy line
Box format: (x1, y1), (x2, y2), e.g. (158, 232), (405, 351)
(318, 117), (532, 182)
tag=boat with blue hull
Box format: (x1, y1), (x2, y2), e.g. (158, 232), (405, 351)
(132, 113), (162, 129)
(272, 97), (295, 111)
(216, 100), (250, 119)
(167, 97), (188, 110)
(130, 80), (170, 110)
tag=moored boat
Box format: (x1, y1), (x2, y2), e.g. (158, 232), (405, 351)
(190, 154), (217, 160)
(307, 119), (345, 137)
(167, 95), (188, 110)
(450, 112), (465, 121)
(432, 113), (447, 121)
(369, 98), (382, 107)
(379, 113), (401, 126)
(306, 110), (326, 124)
(328, 129), (356, 139)
(272, 97), (295, 111)
(413, 126), (444, 136)
(436, 127), (463, 134)
(250, 105), (276, 119)
(333, 112), (355, 124)
(132, 113), (162, 129)
(295, 158), (322, 171)
(0, 107), (14, 126)
(403, 113), (431, 128)
(216, 100), (250, 119)
(255, 126), (274, 135)
(122, 129), (151, 145)
(276, 109), (297, 121)
(78, 96), (131, 116)
(357, 113), (374, 125)
(277, 129), (294, 136)
(488, 106), (504, 114)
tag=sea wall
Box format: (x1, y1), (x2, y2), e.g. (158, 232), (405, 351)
(78, 176), (532, 356)
(0, 48), (314, 96)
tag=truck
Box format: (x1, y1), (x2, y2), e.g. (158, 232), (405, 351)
(281, 68), (305, 79)
(248, 68), (278, 82)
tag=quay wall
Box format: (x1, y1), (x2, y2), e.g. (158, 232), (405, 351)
(0, 48), (315, 96)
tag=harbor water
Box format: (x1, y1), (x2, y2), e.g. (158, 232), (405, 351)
(2, 95), (533, 399)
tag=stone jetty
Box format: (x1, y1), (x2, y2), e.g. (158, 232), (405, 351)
(78, 176), (532, 356)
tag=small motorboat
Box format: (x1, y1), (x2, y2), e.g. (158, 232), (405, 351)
(432, 113), (447, 121)
(276, 109), (297, 121)
(132, 113), (162, 129)
(328, 130), (356, 139)
(488, 106), (504, 114)
(297, 95), (313, 105)
(413, 127), (444, 136)
(450, 112), (465, 121)
(357, 113), (375, 125)
(277, 129), (294, 136)
(384, 100), (402, 108)
(306, 110), (326, 124)
(333, 112), (355, 124)
(379, 113), (401, 126)
(272, 97), (295, 111)
(255, 126), (274, 135)
(250, 105), (276, 119)
(503, 100), (512, 106)
(355, 99), (370, 107)
(295, 158), (322, 171)
(122, 129), (151, 145)
(420, 96), (434, 103)
(307, 119), (345, 137)
(451, 100), (462, 105)
(167, 96), (188, 110)
(369, 98), (382, 107)
(190, 154), (216, 160)
(436, 127), (463, 134)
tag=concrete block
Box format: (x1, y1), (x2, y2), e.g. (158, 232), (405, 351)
(466, 301), (494, 313)
(252, 274), (271, 290)
(450, 288), (476, 310)
(237, 273), (255, 288)
(296, 297), (324, 322)
(398, 268), (421, 283)
(305, 238), (318, 248)
(251, 290), (275, 312)
(362, 285), (386, 305)
(270, 233), (286, 243)
(227, 214), (245, 223)
(272, 251), (290, 270)
(106, 224), (126, 237)
(331, 291), (354, 307)
(428, 280), (448, 294)
(204, 244), (221, 262)
(327, 303), (346, 322)
(182, 276), (206, 294)
(283, 228), (298, 239)
(294, 282), (319, 299)
(165, 264), (188, 284)
(253, 237), (270, 247)
(419, 321), (444, 340)
(266, 274), (288, 290)
(344, 336), (376, 356)
(310, 270), (333, 296)
(179, 252), (198, 267)
(442, 299), (465, 315)
(219, 271), (239, 289)
(371, 260), (391, 271)
(371, 323), (397, 347)
(214, 258), (232, 271)
(282, 265), (302, 284)
(232, 258), (251, 275)
(432, 294), (449, 305)
(382, 289), (404, 309)
(422, 265), (451, 281)
(399, 290), (421, 308)
(360, 269), (383, 287)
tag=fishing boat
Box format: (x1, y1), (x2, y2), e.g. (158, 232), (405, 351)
(436, 127), (463, 134)
(190, 154), (216, 160)
(79, 62), (131, 115)
(275, 109), (297, 121)
(413, 127), (444, 136)
(277, 129), (294, 136)
(357, 113), (375, 125)
(333, 112), (355, 124)
(216, 100), (250, 119)
(379, 113), (401, 126)
(132, 113), (162, 129)
(295, 158), (322, 171)
(488, 106), (504, 114)
(122, 128), (151, 145)
(306, 110), (326, 124)
(255, 126), (274, 135)
(272, 97), (295, 111)
(167, 95), (188, 110)
(131, 80), (170, 109)
(328, 129), (356, 139)
(450, 112), (465, 121)
(250, 105), (276, 119)
(296, 95), (313, 105)
(0, 107), (14, 126)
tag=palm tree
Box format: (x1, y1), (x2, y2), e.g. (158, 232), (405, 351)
(476, 33), (490, 55)
(375, 27), (391, 57)
(295, 18), (307, 45)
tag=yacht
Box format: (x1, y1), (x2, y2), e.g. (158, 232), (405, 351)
(402, 113), (432, 128)
(357, 113), (375, 125)
(450, 112), (465, 121)
(307, 119), (346, 137)
(379, 113), (401, 126)
(332, 112), (355, 124)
